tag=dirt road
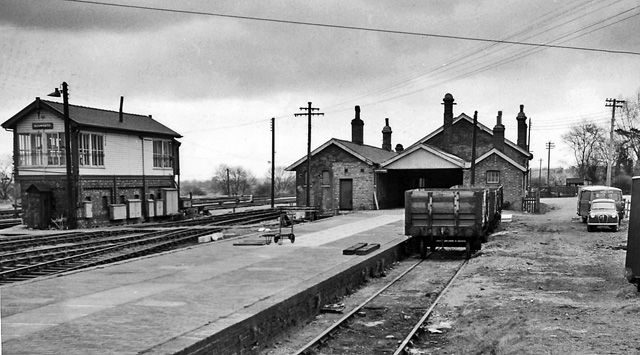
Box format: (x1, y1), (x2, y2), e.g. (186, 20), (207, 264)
(420, 197), (640, 354)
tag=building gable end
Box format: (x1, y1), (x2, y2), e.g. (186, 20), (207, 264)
(382, 145), (467, 169)
(476, 149), (526, 172)
(285, 139), (375, 171)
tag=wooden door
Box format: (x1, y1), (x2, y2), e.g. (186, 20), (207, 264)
(39, 192), (51, 229)
(339, 179), (353, 210)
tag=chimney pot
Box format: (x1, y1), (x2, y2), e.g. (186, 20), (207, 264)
(516, 104), (528, 149)
(382, 118), (392, 151)
(442, 93), (456, 152)
(493, 110), (505, 151)
(351, 105), (364, 145)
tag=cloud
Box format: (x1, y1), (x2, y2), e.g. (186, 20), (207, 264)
(0, 0), (195, 31)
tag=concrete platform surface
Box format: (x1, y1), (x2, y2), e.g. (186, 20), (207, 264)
(1, 210), (406, 354)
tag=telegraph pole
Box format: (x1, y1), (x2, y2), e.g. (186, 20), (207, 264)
(538, 158), (542, 188)
(605, 98), (626, 187)
(470, 111), (478, 186)
(526, 118), (532, 191)
(294, 102), (324, 207)
(270, 117), (275, 209)
(546, 141), (555, 186)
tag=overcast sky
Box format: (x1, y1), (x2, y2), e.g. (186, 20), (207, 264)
(1, 0), (639, 180)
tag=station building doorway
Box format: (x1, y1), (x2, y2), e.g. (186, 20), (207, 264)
(374, 144), (469, 209)
(376, 168), (463, 208)
(24, 184), (54, 229)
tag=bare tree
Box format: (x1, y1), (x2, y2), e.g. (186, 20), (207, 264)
(265, 166), (295, 196)
(0, 154), (14, 201)
(562, 122), (607, 182)
(211, 164), (256, 196)
(615, 89), (640, 172)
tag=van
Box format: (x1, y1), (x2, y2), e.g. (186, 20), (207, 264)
(577, 186), (625, 222)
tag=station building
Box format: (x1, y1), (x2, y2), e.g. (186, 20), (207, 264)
(1, 97), (182, 229)
(286, 93), (533, 211)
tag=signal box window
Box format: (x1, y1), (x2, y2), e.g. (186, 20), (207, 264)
(153, 140), (173, 168)
(78, 133), (104, 167)
(18, 133), (44, 166)
(46, 133), (65, 166)
(486, 170), (500, 184)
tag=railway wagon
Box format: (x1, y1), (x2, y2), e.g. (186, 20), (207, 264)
(405, 186), (503, 259)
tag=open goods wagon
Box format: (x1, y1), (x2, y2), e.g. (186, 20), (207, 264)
(405, 186), (503, 259)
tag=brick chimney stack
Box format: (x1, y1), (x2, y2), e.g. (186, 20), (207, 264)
(443, 93), (455, 129)
(516, 104), (528, 150)
(442, 93), (455, 149)
(382, 118), (392, 151)
(493, 111), (505, 151)
(351, 105), (364, 145)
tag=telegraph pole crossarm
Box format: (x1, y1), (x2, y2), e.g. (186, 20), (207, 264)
(294, 102), (324, 207)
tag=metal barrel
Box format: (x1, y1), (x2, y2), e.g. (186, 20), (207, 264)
(625, 176), (640, 289)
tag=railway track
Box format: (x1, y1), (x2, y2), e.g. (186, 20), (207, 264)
(287, 251), (468, 355)
(137, 208), (283, 228)
(0, 229), (135, 253)
(0, 218), (21, 229)
(0, 228), (221, 284)
(0, 209), (286, 285)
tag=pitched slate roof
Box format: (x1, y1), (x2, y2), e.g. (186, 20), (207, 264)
(2, 98), (181, 138)
(285, 138), (397, 170)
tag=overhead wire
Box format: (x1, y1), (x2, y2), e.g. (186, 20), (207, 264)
(322, 0), (607, 112)
(54, 0), (640, 133)
(321, 2), (640, 114)
(61, 0), (640, 56)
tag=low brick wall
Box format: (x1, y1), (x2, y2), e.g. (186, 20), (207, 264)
(175, 239), (408, 355)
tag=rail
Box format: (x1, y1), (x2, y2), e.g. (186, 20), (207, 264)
(0, 228), (219, 283)
(294, 254), (469, 355)
(0, 207), (21, 219)
(189, 195), (295, 212)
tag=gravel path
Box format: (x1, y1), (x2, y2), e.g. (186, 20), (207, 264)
(417, 197), (640, 354)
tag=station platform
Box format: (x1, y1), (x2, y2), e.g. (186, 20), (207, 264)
(1, 209), (407, 354)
